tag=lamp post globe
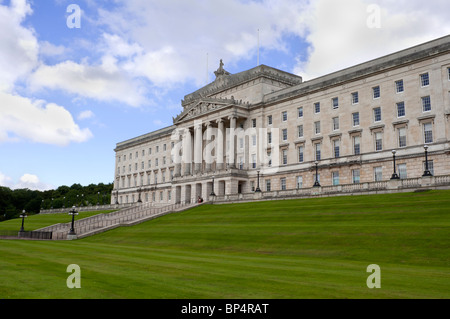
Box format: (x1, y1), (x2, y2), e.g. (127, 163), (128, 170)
(19, 210), (27, 232)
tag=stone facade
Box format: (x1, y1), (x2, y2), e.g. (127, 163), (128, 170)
(112, 36), (450, 205)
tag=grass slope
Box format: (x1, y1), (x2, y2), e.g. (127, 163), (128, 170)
(0, 191), (449, 299)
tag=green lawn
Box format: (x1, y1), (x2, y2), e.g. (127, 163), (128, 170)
(0, 191), (449, 299)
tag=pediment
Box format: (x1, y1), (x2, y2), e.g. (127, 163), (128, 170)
(172, 97), (250, 124)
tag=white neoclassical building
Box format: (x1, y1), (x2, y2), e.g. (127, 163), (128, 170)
(112, 35), (450, 205)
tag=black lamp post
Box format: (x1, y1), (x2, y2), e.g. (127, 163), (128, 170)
(51, 198), (53, 209)
(210, 176), (216, 196)
(391, 150), (399, 179)
(68, 206), (78, 236)
(255, 170), (261, 192)
(97, 192), (100, 205)
(313, 161), (321, 187)
(423, 145), (432, 176)
(137, 188), (142, 203)
(63, 196), (66, 208)
(19, 210), (27, 232)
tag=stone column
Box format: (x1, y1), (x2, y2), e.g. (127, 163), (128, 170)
(216, 119), (224, 170)
(205, 122), (213, 172)
(183, 128), (192, 176)
(174, 132), (182, 177)
(194, 122), (202, 174)
(228, 116), (236, 169)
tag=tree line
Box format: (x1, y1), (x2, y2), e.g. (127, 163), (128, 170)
(0, 183), (113, 221)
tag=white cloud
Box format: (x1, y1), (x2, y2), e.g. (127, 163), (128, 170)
(0, 172), (54, 191)
(0, 171), (13, 188)
(29, 60), (148, 107)
(78, 110), (95, 120)
(0, 0), (38, 92)
(293, 0), (450, 80)
(0, 91), (93, 146)
(39, 41), (69, 57)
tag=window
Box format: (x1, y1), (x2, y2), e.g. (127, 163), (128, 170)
(423, 160), (434, 175)
(332, 172), (339, 186)
(280, 178), (286, 191)
(149, 148), (152, 155)
(136, 151), (138, 158)
(156, 146), (159, 153)
(267, 115), (272, 125)
(282, 149), (288, 165)
(422, 96), (431, 112)
(298, 145), (304, 163)
(123, 154), (126, 161)
(420, 73), (430, 87)
(374, 166), (383, 181)
(352, 169), (360, 184)
(351, 92), (359, 104)
(296, 176), (303, 189)
(298, 107), (303, 118)
(160, 191), (163, 201)
(163, 144), (166, 151)
(353, 136), (361, 155)
(398, 164), (407, 179)
(130, 153), (132, 160)
(282, 129), (288, 141)
(267, 151), (272, 167)
(332, 117), (339, 131)
(398, 127), (407, 148)
(251, 154), (256, 169)
(397, 102), (405, 117)
(251, 181), (255, 192)
(141, 161), (144, 169)
(155, 158), (159, 167)
(373, 86), (380, 99)
(135, 163), (138, 171)
(252, 135), (256, 146)
(252, 119), (256, 128)
(142, 150), (145, 156)
(163, 156), (166, 165)
(240, 137), (245, 149)
(315, 143), (321, 161)
(373, 107), (381, 122)
(395, 80), (404, 93)
(239, 157), (244, 170)
(424, 123), (433, 143)
(168, 190), (171, 201)
(148, 160), (151, 168)
(266, 179), (271, 192)
(314, 102), (320, 114)
(314, 121), (321, 134)
(333, 139), (340, 158)
(267, 132), (272, 144)
(332, 97), (339, 109)
(448, 67), (450, 81)
(282, 111), (287, 122)
(298, 125), (304, 138)
(375, 132), (383, 151)
(352, 112), (360, 126)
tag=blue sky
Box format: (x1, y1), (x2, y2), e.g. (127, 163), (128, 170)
(0, 0), (449, 190)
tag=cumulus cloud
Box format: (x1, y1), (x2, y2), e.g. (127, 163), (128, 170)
(0, 172), (54, 191)
(0, 91), (93, 146)
(293, 0), (450, 80)
(29, 60), (148, 107)
(0, 0), (38, 92)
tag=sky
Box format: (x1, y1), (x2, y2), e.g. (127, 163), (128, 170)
(0, 0), (449, 191)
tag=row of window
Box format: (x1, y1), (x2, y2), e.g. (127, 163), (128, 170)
(266, 123), (433, 166)
(118, 142), (174, 163)
(118, 155), (175, 174)
(119, 169), (175, 188)
(119, 190), (172, 204)
(262, 161), (434, 191)
(264, 96), (433, 136)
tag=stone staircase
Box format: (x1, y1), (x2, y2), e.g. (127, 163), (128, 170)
(36, 201), (201, 240)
